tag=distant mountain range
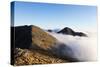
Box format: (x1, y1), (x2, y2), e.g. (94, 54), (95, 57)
(47, 27), (87, 37)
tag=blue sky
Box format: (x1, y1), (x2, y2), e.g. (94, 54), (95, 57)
(12, 1), (97, 30)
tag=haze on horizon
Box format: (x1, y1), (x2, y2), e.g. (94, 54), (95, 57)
(12, 1), (97, 31)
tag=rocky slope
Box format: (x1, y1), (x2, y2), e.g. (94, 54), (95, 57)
(11, 25), (68, 66)
(31, 25), (57, 50)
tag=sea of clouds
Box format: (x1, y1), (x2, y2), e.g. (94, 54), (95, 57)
(47, 30), (97, 62)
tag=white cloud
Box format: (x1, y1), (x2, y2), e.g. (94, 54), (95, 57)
(48, 31), (97, 61)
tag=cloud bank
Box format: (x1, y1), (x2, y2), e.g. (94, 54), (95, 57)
(48, 31), (97, 61)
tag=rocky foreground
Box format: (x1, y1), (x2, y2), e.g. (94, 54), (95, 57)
(14, 48), (67, 65)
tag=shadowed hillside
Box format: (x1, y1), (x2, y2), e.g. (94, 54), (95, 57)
(14, 25), (32, 49)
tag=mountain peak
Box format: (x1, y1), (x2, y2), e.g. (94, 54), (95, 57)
(57, 27), (87, 37)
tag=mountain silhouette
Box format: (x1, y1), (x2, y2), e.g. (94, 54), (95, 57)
(57, 27), (87, 37)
